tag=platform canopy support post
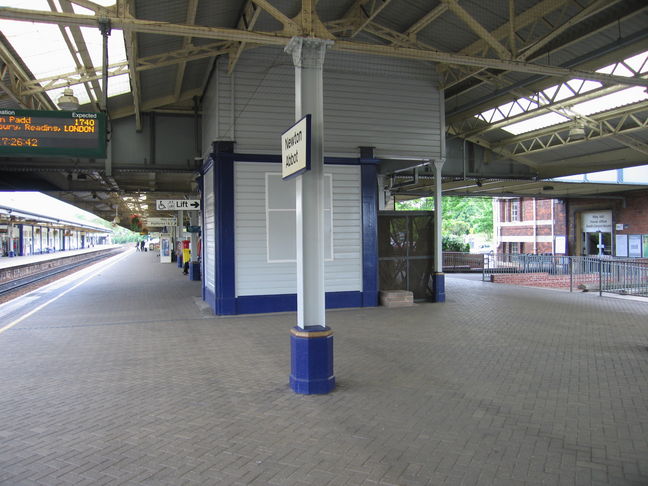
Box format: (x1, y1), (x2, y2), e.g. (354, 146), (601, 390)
(285, 36), (335, 395)
(433, 159), (446, 302)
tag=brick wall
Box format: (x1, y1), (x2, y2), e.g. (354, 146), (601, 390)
(614, 189), (648, 235)
(491, 272), (600, 289)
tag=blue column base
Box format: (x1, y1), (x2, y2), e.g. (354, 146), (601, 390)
(290, 326), (335, 394)
(189, 262), (201, 281)
(8, 251), (15, 257)
(432, 272), (445, 302)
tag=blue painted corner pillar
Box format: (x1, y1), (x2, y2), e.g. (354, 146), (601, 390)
(189, 261), (201, 281)
(360, 151), (379, 307)
(290, 326), (335, 394)
(285, 37), (335, 394)
(432, 272), (446, 302)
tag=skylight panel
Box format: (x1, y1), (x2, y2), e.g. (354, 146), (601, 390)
(541, 84), (559, 101)
(623, 51), (648, 74)
(554, 84), (576, 101)
(622, 165), (648, 183)
(566, 79), (602, 94)
(572, 87), (648, 117)
(586, 170), (617, 183)
(500, 112), (570, 135)
(609, 63), (635, 77)
(1, 0), (128, 106)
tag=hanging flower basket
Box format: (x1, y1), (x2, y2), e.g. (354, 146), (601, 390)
(130, 214), (143, 232)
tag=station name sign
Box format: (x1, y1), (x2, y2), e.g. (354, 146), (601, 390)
(0, 109), (106, 158)
(281, 114), (311, 180)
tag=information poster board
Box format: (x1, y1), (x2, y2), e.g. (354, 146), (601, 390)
(160, 234), (172, 263)
(615, 234), (628, 257)
(628, 234), (642, 257)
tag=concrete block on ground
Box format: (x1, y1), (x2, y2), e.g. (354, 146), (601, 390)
(379, 290), (414, 307)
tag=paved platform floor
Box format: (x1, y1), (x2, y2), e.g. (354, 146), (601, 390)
(0, 250), (647, 485)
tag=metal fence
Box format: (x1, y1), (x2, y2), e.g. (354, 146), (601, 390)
(442, 252), (485, 272)
(483, 253), (648, 297)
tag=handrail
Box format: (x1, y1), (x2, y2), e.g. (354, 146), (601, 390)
(483, 253), (648, 297)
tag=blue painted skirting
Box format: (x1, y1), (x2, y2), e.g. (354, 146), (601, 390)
(236, 291), (365, 314)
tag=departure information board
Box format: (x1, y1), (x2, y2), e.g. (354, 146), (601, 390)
(0, 108), (106, 158)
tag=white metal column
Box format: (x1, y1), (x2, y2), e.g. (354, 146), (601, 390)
(285, 37), (333, 329)
(433, 159), (445, 273)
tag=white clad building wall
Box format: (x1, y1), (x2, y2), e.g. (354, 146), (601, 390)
(202, 48), (441, 159)
(200, 46), (443, 315)
(234, 162), (362, 297)
(203, 166), (216, 294)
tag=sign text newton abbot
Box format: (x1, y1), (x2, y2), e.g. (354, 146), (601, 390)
(281, 114), (311, 180)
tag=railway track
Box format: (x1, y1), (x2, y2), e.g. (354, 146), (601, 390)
(0, 248), (126, 300)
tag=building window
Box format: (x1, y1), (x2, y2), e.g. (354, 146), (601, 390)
(265, 173), (333, 262)
(511, 199), (520, 222)
(510, 242), (520, 254)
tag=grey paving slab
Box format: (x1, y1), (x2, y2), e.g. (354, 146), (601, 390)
(1, 251), (648, 485)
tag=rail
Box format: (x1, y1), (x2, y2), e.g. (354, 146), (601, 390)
(0, 247), (125, 297)
(483, 253), (648, 297)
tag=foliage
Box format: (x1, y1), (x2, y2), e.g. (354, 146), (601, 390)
(75, 213), (142, 243)
(442, 235), (470, 252)
(395, 196), (493, 238)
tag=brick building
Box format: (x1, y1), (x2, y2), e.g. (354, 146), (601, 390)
(494, 189), (648, 257)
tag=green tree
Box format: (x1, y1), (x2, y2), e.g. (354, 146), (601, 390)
(395, 196), (493, 238)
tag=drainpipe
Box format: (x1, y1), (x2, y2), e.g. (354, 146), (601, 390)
(533, 198), (537, 254)
(551, 199), (555, 255)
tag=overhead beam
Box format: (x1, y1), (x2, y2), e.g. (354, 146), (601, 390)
(438, 0), (571, 86)
(332, 39), (648, 88)
(2, 6), (647, 88)
(228, 1), (264, 74)
(251, 0), (298, 33)
(108, 87), (203, 119)
(56, 0), (103, 108)
(494, 102), (648, 156)
(402, 4), (448, 38)
(347, 0), (393, 38)
(517, 0), (625, 61)
(443, 0), (511, 59)
(19, 41), (232, 95)
(173, 0), (198, 102)
(0, 39), (55, 109)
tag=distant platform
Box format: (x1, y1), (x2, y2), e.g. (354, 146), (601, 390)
(0, 244), (124, 270)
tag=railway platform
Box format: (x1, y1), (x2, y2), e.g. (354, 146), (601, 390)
(0, 250), (647, 485)
(0, 244), (123, 270)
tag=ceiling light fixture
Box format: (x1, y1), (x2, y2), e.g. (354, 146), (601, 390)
(568, 123), (586, 141)
(57, 86), (80, 111)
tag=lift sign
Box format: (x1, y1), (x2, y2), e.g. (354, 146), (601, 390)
(0, 108), (106, 158)
(281, 114), (311, 180)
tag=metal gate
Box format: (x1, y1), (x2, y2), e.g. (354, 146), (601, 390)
(378, 211), (435, 301)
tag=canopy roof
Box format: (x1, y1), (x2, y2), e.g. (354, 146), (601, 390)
(1, 0), (647, 221)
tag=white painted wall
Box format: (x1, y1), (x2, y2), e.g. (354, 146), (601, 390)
(203, 166), (215, 293)
(234, 162), (362, 296)
(202, 47), (442, 159)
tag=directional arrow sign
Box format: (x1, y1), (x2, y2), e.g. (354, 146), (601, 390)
(156, 199), (201, 210)
(146, 217), (177, 227)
